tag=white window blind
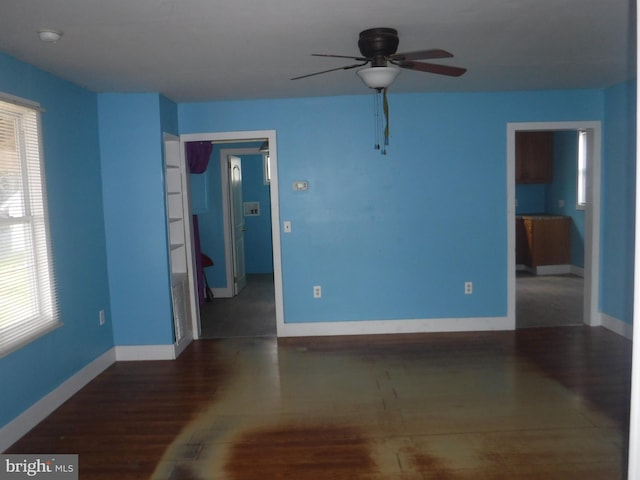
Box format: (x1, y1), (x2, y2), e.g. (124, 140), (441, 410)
(577, 130), (587, 209)
(0, 97), (59, 357)
(263, 153), (271, 185)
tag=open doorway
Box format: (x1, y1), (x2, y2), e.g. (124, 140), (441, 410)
(506, 122), (602, 329)
(180, 130), (283, 339)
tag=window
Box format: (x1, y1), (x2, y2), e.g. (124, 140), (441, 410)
(263, 153), (271, 185)
(576, 130), (587, 209)
(0, 95), (59, 357)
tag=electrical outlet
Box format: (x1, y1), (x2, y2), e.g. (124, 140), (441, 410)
(464, 282), (473, 295)
(99, 310), (105, 326)
(313, 285), (322, 298)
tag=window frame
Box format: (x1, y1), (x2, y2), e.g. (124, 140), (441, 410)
(576, 129), (587, 210)
(263, 152), (271, 185)
(0, 93), (60, 358)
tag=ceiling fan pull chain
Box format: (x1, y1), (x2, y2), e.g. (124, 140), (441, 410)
(383, 88), (389, 155)
(373, 91), (380, 150)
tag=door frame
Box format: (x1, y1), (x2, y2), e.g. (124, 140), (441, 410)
(506, 121), (602, 328)
(180, 130), (283, 339)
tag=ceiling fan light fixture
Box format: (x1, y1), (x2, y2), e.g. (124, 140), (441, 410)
(37, 29), (63, 43)
(356, 66), (400, 90)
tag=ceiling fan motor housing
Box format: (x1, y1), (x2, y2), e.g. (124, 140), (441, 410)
(358, 28), (399, 67)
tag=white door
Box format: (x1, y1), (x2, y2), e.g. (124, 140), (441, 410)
(229, 155), (247, 294)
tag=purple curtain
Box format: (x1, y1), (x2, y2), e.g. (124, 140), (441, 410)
(192, 215), (205, 305)
(186, 141), (213, 174)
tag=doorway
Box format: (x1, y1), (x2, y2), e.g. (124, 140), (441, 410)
(180, 130), (283, 339)
(506, 122), (602, 329)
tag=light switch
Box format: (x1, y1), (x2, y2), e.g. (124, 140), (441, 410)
(283, 221), (292, 233)
(293, 181), (308, 191)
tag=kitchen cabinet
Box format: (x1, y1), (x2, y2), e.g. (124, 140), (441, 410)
(516, 215), (571, 267)
(515, 131), (553, 184)
(515, 216), (529, 266)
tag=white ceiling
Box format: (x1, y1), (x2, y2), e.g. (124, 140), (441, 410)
(0, 0), (635, 102)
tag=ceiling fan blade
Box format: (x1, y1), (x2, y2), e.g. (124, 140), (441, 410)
(390, 49), (454, 62)
(291, 62), (368, 80)
(311, 53), (368, 61)
(392, 60), (467, 77)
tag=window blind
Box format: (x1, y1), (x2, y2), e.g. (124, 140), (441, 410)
(0, 98), (59, 357)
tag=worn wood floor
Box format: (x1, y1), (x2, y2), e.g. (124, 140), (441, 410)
(6, 327), (632, 479)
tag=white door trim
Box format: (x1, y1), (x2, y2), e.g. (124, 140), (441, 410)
(506, 121), (602, 328)
(180, 130), (283, 336)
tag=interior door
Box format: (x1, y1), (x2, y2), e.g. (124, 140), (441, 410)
(229, 155), (247, 294)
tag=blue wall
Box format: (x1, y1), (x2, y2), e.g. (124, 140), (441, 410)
(0, 46), (635, 436)
(98, 93), (176, 345)
(241, 154), (273, 274)
(601, 81), (636, 324)
(516, 184), (547, 213)
(0, 52), (113, 427)
(179, 90), (605, 324)
(191, 143), (241, 289)
(190, 143), (273, 289)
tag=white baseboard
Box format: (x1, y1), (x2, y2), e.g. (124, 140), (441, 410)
(570, 265), (585, 277)
(530, 264), (571, 275)
(600, 313), (633, 340)
(0, 348), (116, 453)
(1, 337), (196, 452)
(516, 264), (584, 277)
(114, 336), (194, 361)
(212, 287), (233, 298)
(277, 316), (513, 338)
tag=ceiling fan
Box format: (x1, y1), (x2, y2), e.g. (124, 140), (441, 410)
(292, 28), (466, 154)
(291, 27), (467, 89)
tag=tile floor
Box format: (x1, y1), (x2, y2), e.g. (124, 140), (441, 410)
(152, 335), (625, 480)
(516, 273), (584, 328)
(200, 274), (277, 338)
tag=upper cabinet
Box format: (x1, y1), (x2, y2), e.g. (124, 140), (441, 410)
(515, 131), (553, 184)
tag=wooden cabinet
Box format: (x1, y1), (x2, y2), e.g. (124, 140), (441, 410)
(516, 215), (571, 267)
(515, 216), (530, 266)
(515, 131), (553, 184)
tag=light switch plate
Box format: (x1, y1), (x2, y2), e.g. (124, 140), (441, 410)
(283, 221), (292, 233)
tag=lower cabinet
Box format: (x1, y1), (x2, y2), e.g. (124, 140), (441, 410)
(516, 215), (571, 267)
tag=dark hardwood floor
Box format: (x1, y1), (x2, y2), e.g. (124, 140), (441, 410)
(6, 327), (632, 479)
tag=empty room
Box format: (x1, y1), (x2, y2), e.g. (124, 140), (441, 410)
(0, 1), (637, 478)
